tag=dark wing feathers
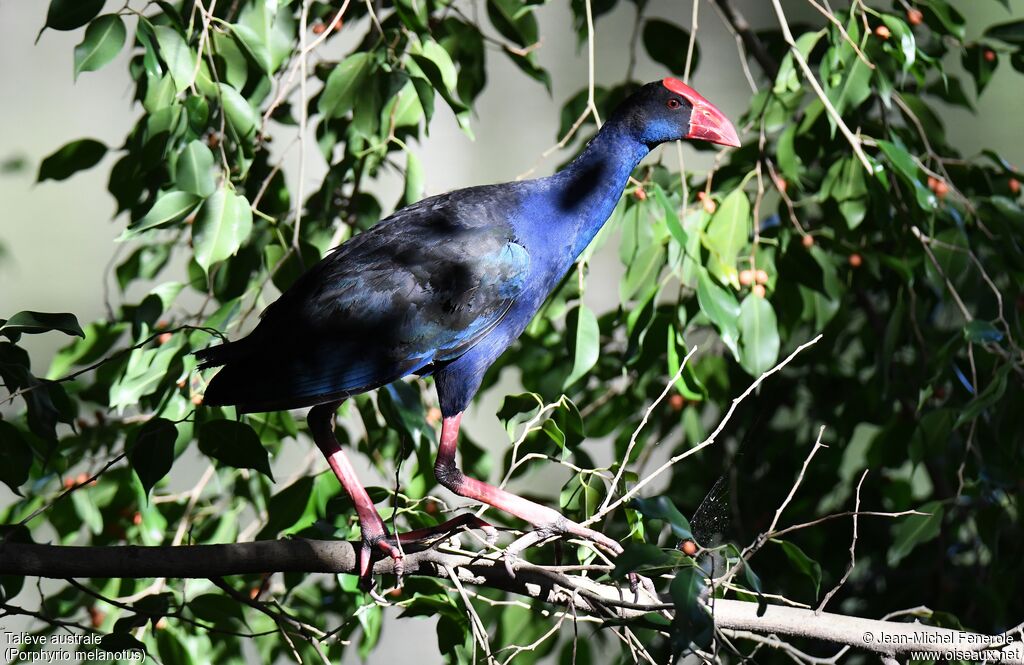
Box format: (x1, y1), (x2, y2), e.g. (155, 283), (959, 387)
(198, 187), (530, 412)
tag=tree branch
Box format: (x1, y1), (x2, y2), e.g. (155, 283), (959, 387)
(708, 0), (779, 79)
(2, 540), (1020, 661)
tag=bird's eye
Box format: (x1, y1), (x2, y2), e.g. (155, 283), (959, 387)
(667, 98), (681, 110)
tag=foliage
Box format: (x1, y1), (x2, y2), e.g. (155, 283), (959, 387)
(3, 0), (1024, 662)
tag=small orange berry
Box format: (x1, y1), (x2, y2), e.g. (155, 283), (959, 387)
(191, 394), (204, 406)
(755, 269), (769, 285)
(132, 512), (143, 525)
(157, 332), (173, 345)
(1009, 178), (1020, 195)
(907, 8), (923, 25)
(875, 25), (891, 39)
(426, 406), (442, 425)
(425, 501), (439, 515)
(933, 179), (949, 199)
(983, 49), (996, 63)
(312, 22), (326, 35)
(738, 269), (754, 286)
(76, 472), (89, 486)
(155, 618), (168, 630)
(777, 178), (788, 194)
(702, 197), (717, 214)
(801, 234), (815, 248)
(668, 394), (685, 411)
(63, 477), (76, 490)
(633, 188), (647, 201)
(88, 606), (106, 628)
(849, 253), (863, 268)
(752, 284), (766, 298)
(388, 588), (403, 598)
(249, 587), (261, 600)
(679, 540), (698, 556)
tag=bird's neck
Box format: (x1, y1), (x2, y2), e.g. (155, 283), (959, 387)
(530, 123), (650, 258)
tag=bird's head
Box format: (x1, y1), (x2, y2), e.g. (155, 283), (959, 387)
(613, 78), (741, 149)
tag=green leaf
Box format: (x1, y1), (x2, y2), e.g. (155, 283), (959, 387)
(232, 1), (295, 75)
(669, 566), (713, 656)
(888, 501), (944, 565)
(124, 190), (201, 237)
(198, 420), (274, 480)
(962, 44), (998, 95)
(955, 364), (1011, 427)
(192, 187), (253, 274)
(154, 25), (197, 92)
(109, 343), (181, 410)
(737, 294), (780, 377)
(986, 19), (1024, 47)
(318, 52), (373, 119)
(37, 138), (106, 182)
(703, 189), (751, 288)
(563, 304), (600, 389)
(611, 543), (678, 578)
(0, 421), (33, 494)
(916, 0), (966, 41)
(216, 82), (258, 140)
(411, 38), (458, 92)
(44, 0), (104, 31)
(73, 14), (126, 79)
(487, 0), (539, 48)
(630, 496), (693, 541)
(175, 140), (216, 197)
(71, 488), (103, 535)
(963, 320), (1003, 344)
(128, 418), (178, 496)
(740, 558), (767, 616)
(696, 268), (740, 358)
(880, 15), (915, 72)
(775, 539), (822, 598)
(643, 19), (698, 75)
(1, 311), (84, 338)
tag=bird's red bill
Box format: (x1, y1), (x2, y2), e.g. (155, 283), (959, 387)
(663, 77), (741, 148)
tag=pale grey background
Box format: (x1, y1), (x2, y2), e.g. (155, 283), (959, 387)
(2, 0), (1022, 662)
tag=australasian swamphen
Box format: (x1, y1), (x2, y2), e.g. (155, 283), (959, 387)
(197, 77), (740, 584)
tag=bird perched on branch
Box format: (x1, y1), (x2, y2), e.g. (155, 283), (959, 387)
(197, 77), (739, 586)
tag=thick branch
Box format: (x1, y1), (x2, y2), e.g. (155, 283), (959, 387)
(2, 540), (1020, 661)
(708, 0), (779, 79)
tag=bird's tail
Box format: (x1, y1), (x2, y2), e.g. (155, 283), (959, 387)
(194, 339), (248, 370)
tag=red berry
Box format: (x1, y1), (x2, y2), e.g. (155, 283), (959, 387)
(679, 540), (698, 556)
(312, 22), (326, 34)
(875, 25), (891, 39)
(755, 269), (769, 285)
(907, 8), (923, 25)
(1009, 178), (1020, 195)
(983, 49), (996, 63)
(752, 284), (767, 298)
(668, 394), (685, 411)
(633, 188), (647, 201)
(738, 269), (754, 286)
(801, 234), (815, 248)
(849, 253), (863, 268)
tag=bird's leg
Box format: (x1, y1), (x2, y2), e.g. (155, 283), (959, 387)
(308, 403), (497, 588)
(434, 413), (623, 563)
(307, 402), (401, 588)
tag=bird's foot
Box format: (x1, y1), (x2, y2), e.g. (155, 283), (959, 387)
(502, 517), (623, 577)
(356, 530), (402, 591)
(357, 514), (497, 590)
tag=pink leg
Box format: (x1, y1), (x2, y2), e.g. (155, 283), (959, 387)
(308, 403), (401, 585)
(434, 413), (622, 555)
(309, 403), (496, 587)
